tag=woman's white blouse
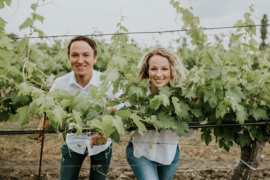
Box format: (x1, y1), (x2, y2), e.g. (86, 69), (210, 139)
(132, 130), (180, 165)
(131, 88), (193, 165)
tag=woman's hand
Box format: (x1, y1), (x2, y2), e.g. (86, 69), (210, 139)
(90, 134), (107, 148)
(191, 96), (198, 105)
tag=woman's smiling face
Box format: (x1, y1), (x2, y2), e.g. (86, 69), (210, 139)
(148, 55), (171, 92)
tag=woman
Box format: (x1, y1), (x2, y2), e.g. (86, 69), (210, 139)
(126, 47), (193, 180)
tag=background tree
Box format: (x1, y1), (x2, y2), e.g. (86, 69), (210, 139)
(259, 14), (268, 50)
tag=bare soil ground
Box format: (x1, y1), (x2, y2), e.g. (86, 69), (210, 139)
(0, 120), (269, 180)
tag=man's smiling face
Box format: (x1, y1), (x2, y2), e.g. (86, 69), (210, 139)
(69, 40), (97, 79)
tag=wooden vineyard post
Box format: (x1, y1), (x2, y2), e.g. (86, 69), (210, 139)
(38, 113), (46, 180)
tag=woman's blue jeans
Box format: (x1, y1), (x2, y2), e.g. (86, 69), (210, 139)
(59, 143), (112, 180)
(126, 141), (180, 180)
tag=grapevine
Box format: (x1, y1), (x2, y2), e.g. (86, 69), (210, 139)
(0, 1), (270, 179)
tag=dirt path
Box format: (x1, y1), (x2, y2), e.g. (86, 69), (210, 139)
(0, 159), (269, 180)
(1, 144), (269, 180)
(0, 121), (269, 179)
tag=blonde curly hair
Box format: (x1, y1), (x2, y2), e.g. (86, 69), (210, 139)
(138, 47), (186, 87)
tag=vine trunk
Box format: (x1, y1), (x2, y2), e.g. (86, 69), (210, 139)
(232, 126), (270, 180)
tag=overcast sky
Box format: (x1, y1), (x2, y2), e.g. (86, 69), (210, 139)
(1, 0), (269, 48)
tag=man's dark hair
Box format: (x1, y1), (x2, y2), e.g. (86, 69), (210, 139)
(67, 36), (97, 58)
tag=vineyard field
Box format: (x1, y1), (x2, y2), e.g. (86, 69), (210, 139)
(1, 0), (270, 179)
(0, 120), (269, 180)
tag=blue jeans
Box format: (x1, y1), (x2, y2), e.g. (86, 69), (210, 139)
(126, 141), (180, 180)
(59, 143), (113, 180)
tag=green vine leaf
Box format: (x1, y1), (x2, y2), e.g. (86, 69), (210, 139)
(236, 133), (252, 147)
(17, 37), (29, 53)
(174, 121), (189, 137)
(115, 110), (131, 120)
(112, 115), (125, 135)
(249, 107), (268, 121)
(130, 114), (146, 135)
(47, 105), (67, 127)
(19, 18), (33, 30)
(100, 68), (119, 84)
(30, 3), (38, 11)
(0, 0), (11, 9)
(15, 106), (30, 125)
(32, 13), (45, 24)
(172, 97), (181, 116)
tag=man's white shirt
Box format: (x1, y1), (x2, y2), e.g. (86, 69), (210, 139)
(49, 70), (123, 156)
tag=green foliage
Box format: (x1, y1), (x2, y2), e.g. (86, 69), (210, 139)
(115, 110), (131, 119)
(100, 68), (119, 84)
(201, 128), (212, 146)
(47, 105), (67, 127)
(17, 37), (29, 53)
(70, 93), (89, 114)
(0, 1), (269, 155)
(15, 106), (30, 125)
(0, 17), (7, 37)
(0, 0), (11, 9)
(169, 1), (270, 150)
(19, 18), (33, 30)
(174, 121), (189, 137)
(130, 114), (147, 135)
(32, 13), (45, 24)
(236, 132), (252, 147)
(112, 115), (125, 135)
(30, 3), (38, 11)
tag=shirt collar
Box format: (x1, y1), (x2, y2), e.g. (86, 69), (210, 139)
(68, 70), (98, 88)
(146, 87), (151, 95)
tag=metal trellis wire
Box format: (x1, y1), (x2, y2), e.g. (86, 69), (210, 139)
(10, 24), (270, 40)
(1, 121), (269, 135)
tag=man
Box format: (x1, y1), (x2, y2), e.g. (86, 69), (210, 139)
(28, 36), (122, 180)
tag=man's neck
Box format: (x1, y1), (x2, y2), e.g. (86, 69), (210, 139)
(74, 70), (93, 88)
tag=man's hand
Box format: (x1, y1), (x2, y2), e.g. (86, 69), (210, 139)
(107, 107), (117, 112)
(27, 119), (50, 143)
(90, 134), (107, 148)
(27, 133), (45, 143)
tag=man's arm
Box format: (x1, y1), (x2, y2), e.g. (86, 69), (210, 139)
(27, 116), (50, 143)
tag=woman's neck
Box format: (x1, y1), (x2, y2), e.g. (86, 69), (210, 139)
(149, 85), (159, 94)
